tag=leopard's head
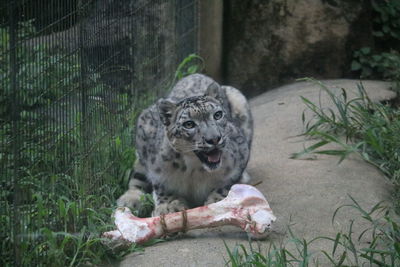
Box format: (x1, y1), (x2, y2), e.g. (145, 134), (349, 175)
(157, 82), (228, 171)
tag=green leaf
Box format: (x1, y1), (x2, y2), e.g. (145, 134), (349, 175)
(332, 232), (341, 256)
(187, 65), (198, 74)
(115, 136), (121, 148)
(360, 47), (371, 55)
(58, 198), (66, 218)
(351, 61), (362, 71)
(383, 25), (390, 33)
(395, 242), (400, 255)
(372, 55), (382, 62)
(290, 140), (330, 159)
(337, 251), (347, 266)
(373, 31), (384, 37)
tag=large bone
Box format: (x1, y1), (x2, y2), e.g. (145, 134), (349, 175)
(103, 184), (276, 244)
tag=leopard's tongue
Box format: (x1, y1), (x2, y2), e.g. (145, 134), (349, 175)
(207, 150), (221, 163)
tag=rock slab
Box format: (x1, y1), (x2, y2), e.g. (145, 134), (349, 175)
(118, 80), (396, 267)
(224, 0), (373, 96)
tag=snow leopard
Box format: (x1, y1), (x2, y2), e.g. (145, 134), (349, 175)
(117, 74), (253, 216)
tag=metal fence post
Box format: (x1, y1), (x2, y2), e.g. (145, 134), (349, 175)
(8, 0), (21, 265)
(78, 0), (90, 192)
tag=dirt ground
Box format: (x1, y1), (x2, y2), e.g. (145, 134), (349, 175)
(118, 80), (396, 267)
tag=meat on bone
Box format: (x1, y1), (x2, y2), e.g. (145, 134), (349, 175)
(103, 184), (276, 244)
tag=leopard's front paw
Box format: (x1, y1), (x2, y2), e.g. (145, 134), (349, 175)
(152, 198), (188, 216)
(204, 188), (229, 205)
(117, 188), (144, 210)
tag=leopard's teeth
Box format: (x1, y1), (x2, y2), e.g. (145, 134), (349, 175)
(207, 150), (221, 163)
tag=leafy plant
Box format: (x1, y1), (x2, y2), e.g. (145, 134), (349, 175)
(276, 78), (400, 266)
(372, 0), (400, 40)
(1, 47), (204, 265)
(224, 197), (400, 266)
(0, 21), (80, 122)
(174, 53), (204, 81)
(1, 108), (141, 266)
(225, 232), (318, 267)
(0, 20), (141, 266)
(167, 53), (204, 91)
(292, 79), (400, 192)
(1, 17), (203, 266)
(352, 48), (400, 91)
(320, 197), (400, 266)
(351, 0), (400, 92)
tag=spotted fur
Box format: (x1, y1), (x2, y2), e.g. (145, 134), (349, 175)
(117, 74), (253, 215)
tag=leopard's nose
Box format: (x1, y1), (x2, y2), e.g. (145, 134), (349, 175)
(205, 136), (221, 145)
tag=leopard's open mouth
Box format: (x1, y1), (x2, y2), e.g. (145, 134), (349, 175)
(194, 148), (222, 170)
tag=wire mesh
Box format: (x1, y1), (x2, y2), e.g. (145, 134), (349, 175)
(1, 0), (199, 265)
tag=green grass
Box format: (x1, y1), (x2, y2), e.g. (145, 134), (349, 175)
(225, 197), (400, 266)
(292, 79), (400, 205)
(224, 233), (317, 266)
(1, 22), (132, 264)
(1, 50), (203, 265)
(1, 93), (164, 266)
(225, 79), (400, 266)
(1, 106), (139, 266)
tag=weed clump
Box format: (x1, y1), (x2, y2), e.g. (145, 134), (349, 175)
(292, 79), (400, 203)
(225, 198), (400, 266)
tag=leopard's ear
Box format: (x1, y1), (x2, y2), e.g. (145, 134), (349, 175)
(205, 82), (222, 99)
(157, 98), (177, 126)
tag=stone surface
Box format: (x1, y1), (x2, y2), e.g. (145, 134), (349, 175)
(117, 80), (396, 267)
(199, 0), (223, 81)
(224, 0), (373, 96)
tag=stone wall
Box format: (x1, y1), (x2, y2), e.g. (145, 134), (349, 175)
(199, 0), (223, 81)
(223, 0), (373, 96)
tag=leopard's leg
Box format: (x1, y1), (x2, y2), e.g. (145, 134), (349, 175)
(117, 160), (151, 210)
(152, 184), (188, 216)
(204, 170), (252, 205)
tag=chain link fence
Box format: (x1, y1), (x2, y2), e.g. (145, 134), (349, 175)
(1, 0), (199, 265)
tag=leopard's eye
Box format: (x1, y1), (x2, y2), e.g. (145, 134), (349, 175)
(214, 111), (223, 120)
(182, 121), (196, 129)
